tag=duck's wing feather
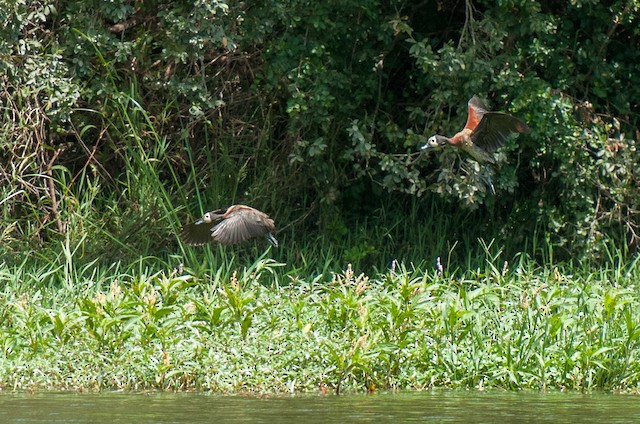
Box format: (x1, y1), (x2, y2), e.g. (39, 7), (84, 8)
(471, 112), (530, 153)
(463, 95), (489, 131)
(181, 222), (216, 245)
(211, 211), (275, 245)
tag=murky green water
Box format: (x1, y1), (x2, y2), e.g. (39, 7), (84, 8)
(0, 391), (638, 423)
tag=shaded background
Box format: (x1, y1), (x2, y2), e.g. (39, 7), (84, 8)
(1, 0), (638, 272)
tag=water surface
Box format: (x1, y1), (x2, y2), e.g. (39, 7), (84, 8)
(1, 390), (638, 423)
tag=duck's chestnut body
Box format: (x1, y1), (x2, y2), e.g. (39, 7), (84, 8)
(422, 95), (530, 164)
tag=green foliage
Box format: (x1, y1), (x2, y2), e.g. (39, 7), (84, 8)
(346, 0), (640, 258)
(1, 0), (640, 277)
(2, 256), (640, 392)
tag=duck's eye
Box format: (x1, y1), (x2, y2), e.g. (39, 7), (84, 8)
(203, 212), (212, 222)
(428, 136), (439, 147)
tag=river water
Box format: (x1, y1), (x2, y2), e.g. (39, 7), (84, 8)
(0, 390), (638, 423)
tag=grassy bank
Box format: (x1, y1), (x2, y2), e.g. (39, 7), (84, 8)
(3, 0), (640, 397)
(1, 252), (639, 394)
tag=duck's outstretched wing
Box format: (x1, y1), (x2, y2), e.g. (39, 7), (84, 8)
(471, 112), (530, 154)
(463, 95), (489, 131)
(181, 221), (216, 245)
(211, 210), (275, 245)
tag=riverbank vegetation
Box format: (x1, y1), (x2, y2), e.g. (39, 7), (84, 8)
(1, 0), (640, 393)
(2, 252), (640, 393)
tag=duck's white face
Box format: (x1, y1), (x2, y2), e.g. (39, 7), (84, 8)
(421, 135), (443, 150)
(427, 135), (439, 148)
(202, 212), (214, 223)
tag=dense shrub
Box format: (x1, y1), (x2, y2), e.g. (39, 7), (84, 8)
(0, 0), (638, 264)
